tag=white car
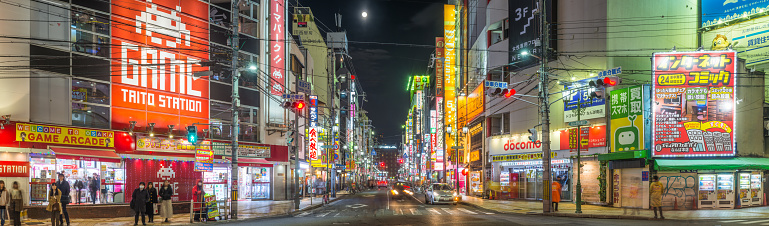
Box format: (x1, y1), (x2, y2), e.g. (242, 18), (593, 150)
(424, 183), (458, 205)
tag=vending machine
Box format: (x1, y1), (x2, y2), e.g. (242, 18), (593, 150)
(751, 172), (763, 206)
(717, 173), (735, 209)
(739, 173), (752, 206)
(698, 174), (717, 209)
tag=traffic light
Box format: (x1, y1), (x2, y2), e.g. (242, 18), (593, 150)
(528, 128), (538, 141)
(283, 100), (305, 111)
(398, 158), (403, 164)
(286, 131), (295, 144)
(487, 87), (516, 98)
(380, 162), (385, 167)
(186, 126), (198, 145)
(588, 76), (620, 99)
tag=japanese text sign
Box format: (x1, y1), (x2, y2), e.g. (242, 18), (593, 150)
(16, 123), (114, 148)
(652, 51), (736, 157)
(610, 85), (648, 152)
(270, 0), (286, 95)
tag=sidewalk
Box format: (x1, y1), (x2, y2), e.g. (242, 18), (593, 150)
(20, 192), (348, 226)
(460, 196), (769, 220)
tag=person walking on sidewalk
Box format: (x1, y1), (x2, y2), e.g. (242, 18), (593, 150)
(89, 174), (100, 204)
(46, 183), (63, 226)
(73, 180), (83, 204)
(0, 181), (9, 226)
(191, 179), (206, 222)
(158, 180), (173, 223)
(130, 182), (149, 226)
(55, 174), (70, 226)
(146, 182), (158, 223)
(650, 175), (665, 219)
(551, 180), (561, 211)
(9, 182), (22, 226)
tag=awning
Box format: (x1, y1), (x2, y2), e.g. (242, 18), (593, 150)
(227, 157), (272, 167)
(655, 158), (769, 171)
(50, 147), (120, 163)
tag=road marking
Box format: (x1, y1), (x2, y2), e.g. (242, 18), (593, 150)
(346, 204), (368, 209)
(316, 211), (334, 217)
(387, 191), (390, 210)
(740, 219), (769, 224)
(334, 212), (342, 217)
(761, 223), (769, 226)
(442, 208), (457, 215)
(457, 208), (477, 214)
(427, 208), (442, 215)
(294, 212), (311, 217)
(720, 220), (747, 223)
(410, 208), (421, 215)
(392, 209), (404, 215)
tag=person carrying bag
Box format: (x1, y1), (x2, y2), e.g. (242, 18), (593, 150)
(46, 184), (63, 226)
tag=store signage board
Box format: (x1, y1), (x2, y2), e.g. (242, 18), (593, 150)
(508, 0), (553, 69)
(568, 120), (589, 127)
(703, 16), (769, 67)
(270, 0), (287, 95)
(213, 142), (270, 158)
(195, 149), (214, 172)
(610, 85), (649, 152)
(0, 161), (30, 177)
(297, 80), (311, 94)
(651, 51), (736, 157)
(308, 127), (319, 161)
(136, 135), (207, 153)
(701, 0), (769, 28)
(16, 123), (114, 148)
(564, 78), (606, 122)
(111, 0), (210, 130)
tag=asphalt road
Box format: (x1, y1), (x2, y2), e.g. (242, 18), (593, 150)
(218, 188), (768, 226)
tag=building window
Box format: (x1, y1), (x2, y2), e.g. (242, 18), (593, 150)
(72, 79), (109, 105)
(72, 103), (109, 129)
(72, 79), (110, 129)
(71, 7), (110, 36)
(71, 29), (109, 57)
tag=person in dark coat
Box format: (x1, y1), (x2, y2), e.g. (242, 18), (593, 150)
(55, 174), (70, 226)
(130, 182), (149, 226)
(158, 181), (174, 222)
(191, 179), (205, 222)
(89, 175), (99, 204)
(145, 182), (158, 223)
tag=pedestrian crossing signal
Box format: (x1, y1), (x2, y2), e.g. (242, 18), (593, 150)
(186, 126), (198, 145)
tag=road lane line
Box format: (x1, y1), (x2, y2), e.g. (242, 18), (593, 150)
(720, 220), (747, 223)
(410, 208), (421, 215)
(740, 219), (769, 224)
(427, 208), (442, 215)
(294, 212), (311, 218)
(457, 208), (477, 214)
(316, 211), (334, 217)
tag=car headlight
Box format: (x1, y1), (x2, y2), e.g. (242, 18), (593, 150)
(433, 192), (439, 197)
(453, 192), (458, 196)
(405, 190), (413, 195)
(391, 189), (399, 195)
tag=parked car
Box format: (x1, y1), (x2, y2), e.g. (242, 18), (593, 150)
(424, 183), (458, 205)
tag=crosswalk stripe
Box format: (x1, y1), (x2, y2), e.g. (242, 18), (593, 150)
(740, 219), (769, 224)
(427, 208), (442, 215)
(442, 208), (457, 215)
(457, 208), (477, 214)
(334, 212), (342, 217)
(295, 212), (311, 217)
(316, 211), (334, 217)
(720, 220), (747, 223)
(410, 208), (421, 215)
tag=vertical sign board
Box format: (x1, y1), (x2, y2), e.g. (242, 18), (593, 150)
(610, 85), (648, 152)
(444, 4), (457, 152)
(652, 51), (736, 157)
(436, 38), (444, 97)
(308, 95), (319, 162)
(270, 0), (286, 95)
(111, 0), (210, 130)
(508, 0), (553, 69)
(194, 149), (213, 172)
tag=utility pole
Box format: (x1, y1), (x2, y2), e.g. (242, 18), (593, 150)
(539, 0), (552, 213)
(229, 0), (240, 219)
(292, 57), (301, 209)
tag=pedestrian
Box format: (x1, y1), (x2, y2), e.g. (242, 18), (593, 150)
(46, 183), (63, 226)
(9, 182), (23, 226)
(191, 179), (205, 222)
(130, 182), (149, 226)
(89, 174), (99, 204)
(650, 175), (664, 219)
(146, 182), (158, 223)
(158, 180), (173, 223)
(55, 173), (70, 226)
(551, 180), (561, 211)
(0, 180), (9, 226)
(73, 180), (83, 204)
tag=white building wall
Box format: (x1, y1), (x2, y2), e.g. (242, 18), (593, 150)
(0, 0), (32, 122)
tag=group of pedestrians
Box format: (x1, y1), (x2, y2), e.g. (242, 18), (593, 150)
(0, 180), (24, 226)
(130, 181), (175, 226)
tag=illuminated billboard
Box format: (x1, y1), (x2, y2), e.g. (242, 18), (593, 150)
(651, 51), (736, 157)
(444, 4), (456, 149)
(111, 0), (210, 130)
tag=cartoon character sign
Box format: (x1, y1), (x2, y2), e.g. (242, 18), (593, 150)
(157, 164), (176, 180)
(711, 34), (737, 51)
(615, 115), (640, 152)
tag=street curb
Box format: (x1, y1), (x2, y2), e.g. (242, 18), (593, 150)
(185, 194), (349, 225)
(291, 194), (349, 215)
(459, 201), (675, 221)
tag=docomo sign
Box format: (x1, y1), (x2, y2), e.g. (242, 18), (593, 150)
(111, 0), (210, 129)
(270, 0), (286, 95)
(489, 136), (542, 155)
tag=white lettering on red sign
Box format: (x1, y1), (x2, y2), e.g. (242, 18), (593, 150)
(270, 0), (286, 95)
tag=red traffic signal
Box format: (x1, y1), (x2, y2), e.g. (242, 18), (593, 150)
(398, 158), (403, 164)
(602, 76), (618, 86)
(284, 101), (306, 111)
(380, 162), (385, 167)
(350, 74), (356, 80)
(293, 100), (305, 110)
(504, 89), (516, 98)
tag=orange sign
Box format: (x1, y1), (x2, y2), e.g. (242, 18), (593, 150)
(111, 0), (210, 131)
(458, 83), (484, 128)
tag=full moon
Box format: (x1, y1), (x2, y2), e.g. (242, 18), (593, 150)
(362, 11), (368, 18)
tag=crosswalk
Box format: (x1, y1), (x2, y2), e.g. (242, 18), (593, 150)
(295, 207), (494, 218)
(719, 219), (769, 225)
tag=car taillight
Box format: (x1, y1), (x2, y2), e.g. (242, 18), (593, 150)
(404, 186), (410, 189)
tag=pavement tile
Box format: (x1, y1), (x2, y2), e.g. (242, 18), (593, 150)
(460, 195), (769, 220)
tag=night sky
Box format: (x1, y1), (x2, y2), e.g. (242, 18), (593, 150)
(296, 0), (445, 145)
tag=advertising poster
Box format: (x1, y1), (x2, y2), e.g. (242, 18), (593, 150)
(701, 0), (769, 28)
(564, 78), (606, 122)
(444, 4), (456, 154)
(703, 16), (769, 67)
(16, 123), (114, 147)
(111, 0), (210, 130)
(195, 149), (213, 172)
(652, 51), (736, 157)
(125, 159), (202, 202)
(610, 85), (648, 152)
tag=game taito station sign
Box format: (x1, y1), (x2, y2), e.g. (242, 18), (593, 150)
(651, 51), (736, 157)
